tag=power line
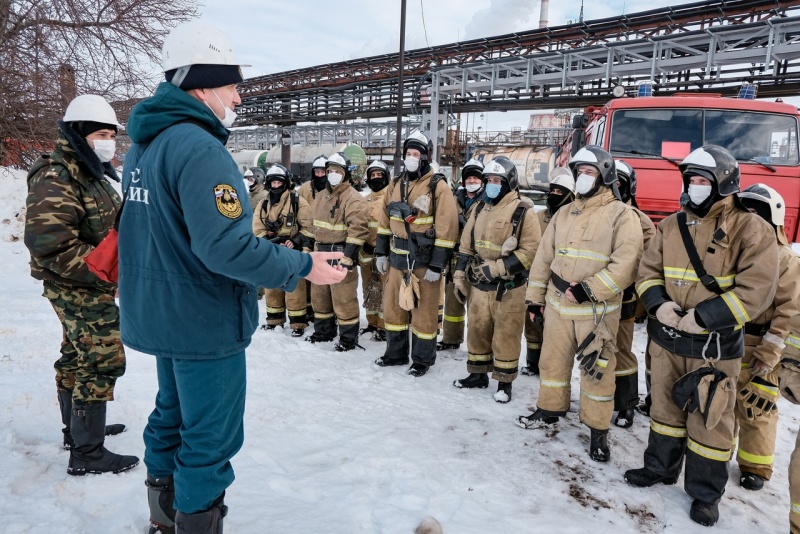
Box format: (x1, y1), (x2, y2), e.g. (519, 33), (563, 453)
(420, 0), (430, 48)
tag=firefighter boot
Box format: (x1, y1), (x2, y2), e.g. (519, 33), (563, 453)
(624, 467), (679, 487)
(494, 382), (512, 403)
(67, 402), (139, 475)
(689, 499), (719, 527)
(375, 330), (410, 366)
(334, 323), (361, 352)
(58, 389), (125, 450)
(589, 428), (610, 462)
(174, 493), (227, 534)
(515, 408), (561, 430)
(740, 472), (765, 491)
(520, 347), (540, 376)
(147, 475), (176, 534)
(453, 373), (489, 389)
(614, 408), (635, 429)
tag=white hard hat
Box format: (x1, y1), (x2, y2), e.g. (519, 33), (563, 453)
(549, 166), (575, 193)
(62, 95), (123, 129)
(161, 21), (247, 72)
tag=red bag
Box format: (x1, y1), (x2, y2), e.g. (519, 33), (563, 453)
(85, 228), (120, 283)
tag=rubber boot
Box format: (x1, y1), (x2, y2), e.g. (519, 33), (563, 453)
(624, 467), (680, 487)
(589, 428), (610, 462)
(147, 475), (176, 534)
(740, 472), (765, 491)
(494, 382), (512, 403)
(453, 373), (489, 389)
(67, 402), (139, 475)
(614, 408), (635, 429)
(689, 499), (719, 527)
(375, 330), (410, 366)
(520, 347), (540, 376)
(175, 493), (227, 534)
(58, 389), (125, 450)
(334, 323), (361, 352)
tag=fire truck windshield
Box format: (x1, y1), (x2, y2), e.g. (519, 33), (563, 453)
(608, 108), (799, 165)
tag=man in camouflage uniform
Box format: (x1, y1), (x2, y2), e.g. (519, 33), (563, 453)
(452, 157), (541, 402)
(253, 164), (315, 337)
(520, 166), (574, 376)
(24, 94), (138, 476)
(308, 152), (370, 351)
(359, 160), (391, 341)
(437, 158), (484, 351)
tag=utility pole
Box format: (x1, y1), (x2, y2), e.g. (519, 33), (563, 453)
(394, 0), (407, 175)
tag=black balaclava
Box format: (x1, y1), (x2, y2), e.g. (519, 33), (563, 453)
(312, 175), (328, 192)
(368, 175), (389, 192)
(546, 184), (574, 215)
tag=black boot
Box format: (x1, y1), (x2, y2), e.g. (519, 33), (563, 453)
(689, 499), (719, 527)
(359, 325), (377, 335)
(589, 428), (610, 462)
(147, 475), (176, 534)
(515, 408), (561, 429)
(175, 493), (227, 534)
(307, 317), (336, 343)
(614, 408), (635, 429)
(67, 402), (139, 476)
(519, 347), (540, 376)
(58, 389), (125, 450)
(375, 330), (410, 366)
(334, 323), (360, 352)
(453, 373), (489, 389)
(436, 341), (460, 351)
(373, 329), (386, 342)
(624, 467), (679, 487)
(494, 382), (512, 403)
(740, 472), (765, 491)
(407, 363), (429, 377)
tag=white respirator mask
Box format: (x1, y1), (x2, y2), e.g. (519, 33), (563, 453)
(687, 184), (713, 205)
(327, 172), (343, 187)
(92, 139), (116, 163)
(575, 173), (596, 196)
(465, 183), (482, 193)
(404, 156), (420, 172)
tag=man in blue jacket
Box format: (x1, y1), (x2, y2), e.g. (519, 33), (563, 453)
(118, 21), (346, 534)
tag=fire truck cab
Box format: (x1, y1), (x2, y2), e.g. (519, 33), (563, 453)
(561, 91), (800, 242)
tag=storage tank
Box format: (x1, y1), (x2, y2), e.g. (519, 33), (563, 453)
(230, 150), (269, 175)
(468, 146), (556, 190)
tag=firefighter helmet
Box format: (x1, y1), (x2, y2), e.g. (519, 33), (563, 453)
(461, 158), (484, 183)
(248, 166), (266, 184)
(549, 166), (575, 194)
(482, 156), (518, 190)
(679, 145), (740, 197)
(403, 131), (433, 161)
(366, 160), (389, 181)
(326, 152), (352, 181)
(569, 145), (616, 186)
(614, 159), (638, 201)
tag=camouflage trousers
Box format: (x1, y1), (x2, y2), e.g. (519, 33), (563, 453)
(43, 281), (126, 403)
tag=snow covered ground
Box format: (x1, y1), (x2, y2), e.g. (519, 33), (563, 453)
(1, 164), (798, 533)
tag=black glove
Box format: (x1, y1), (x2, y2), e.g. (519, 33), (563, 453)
(528, 304), (544, 324)
(569, 282), (590, 304)
(577, 350), (609, 382)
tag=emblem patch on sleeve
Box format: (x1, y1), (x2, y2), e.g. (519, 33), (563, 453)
(214, 184), (243, 219)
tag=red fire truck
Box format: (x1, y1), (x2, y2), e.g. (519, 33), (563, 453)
(560, 91), (800, 242)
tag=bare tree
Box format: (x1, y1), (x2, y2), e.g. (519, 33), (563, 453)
(0, 0), (199, 168)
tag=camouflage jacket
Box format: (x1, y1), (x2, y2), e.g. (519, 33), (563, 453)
(24, 127), (121, 290)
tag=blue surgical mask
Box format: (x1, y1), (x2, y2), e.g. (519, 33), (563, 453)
(485, 183), (502, 198)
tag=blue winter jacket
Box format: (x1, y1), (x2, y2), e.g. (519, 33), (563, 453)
(118, 82), (312, 359)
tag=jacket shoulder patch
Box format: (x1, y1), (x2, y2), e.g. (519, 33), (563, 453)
(214, 184), (243, 219)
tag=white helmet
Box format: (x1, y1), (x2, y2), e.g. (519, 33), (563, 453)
(243, 169), (254, 178)
(161, 21), (247, 72)
(312, 155), (328, 170)
(63, 95), (123, 129)
(549, 166), (575, 193)
(738, 183), (788, 245)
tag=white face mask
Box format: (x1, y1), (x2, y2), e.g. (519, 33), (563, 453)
(575, 173), (596, 196)
(92, 139), (116, 163)
(207, 90), (237, 129)
(465, 183), (482, 193)
(327, 172), (343, 187)
(404, 156), (420, 172)
(688, 184), (713, 205)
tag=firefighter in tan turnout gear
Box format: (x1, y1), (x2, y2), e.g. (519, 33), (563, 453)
(732, 184), (800, 491)
(779, 316), (800, 534)
(438, 158), (485, 351)
(373, 131), (459, 376)
(299, 155), (329, 322)
(307, 152), (370, 351)
(253, 164), (315, 336)
(520, 166), (574, 376)
(610, 160), (656, 429)
(451, 156), (541, 402)
(515, 146), (643, 465)
(359, 160), (391, 341)
(624, 145), (779, 527)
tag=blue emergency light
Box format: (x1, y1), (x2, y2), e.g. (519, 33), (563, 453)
(738, 82), (757, 99)
(636, 81), (654, 97)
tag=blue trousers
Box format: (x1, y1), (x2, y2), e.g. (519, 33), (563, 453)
(143, 352), (246, 513)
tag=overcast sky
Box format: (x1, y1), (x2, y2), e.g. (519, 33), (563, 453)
(196, 0), (712, 130)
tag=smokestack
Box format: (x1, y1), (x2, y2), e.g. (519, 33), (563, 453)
(539, 0), (549, 28)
